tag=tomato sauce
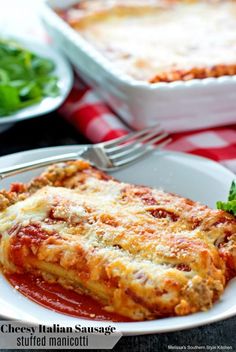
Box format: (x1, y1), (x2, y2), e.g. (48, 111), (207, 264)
(6, 273), (133, 322)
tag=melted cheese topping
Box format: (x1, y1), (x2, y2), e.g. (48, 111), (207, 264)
(60, 0), (236, 82)
(1, 163), (236, 321)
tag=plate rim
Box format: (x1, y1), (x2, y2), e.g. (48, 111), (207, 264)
(0, 144), (234, 180)
(0, 146), (235, 335)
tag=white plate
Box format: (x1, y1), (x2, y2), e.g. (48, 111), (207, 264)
(0, 146), (235, 335)
(0, 39), (73, 132)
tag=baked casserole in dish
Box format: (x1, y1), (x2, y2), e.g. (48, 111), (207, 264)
(56, 0), (236, 83)
(0, 160), (236, 321)
(42, 0), (236, 132)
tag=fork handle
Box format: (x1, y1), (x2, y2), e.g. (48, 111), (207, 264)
(0, 148), (88, 180)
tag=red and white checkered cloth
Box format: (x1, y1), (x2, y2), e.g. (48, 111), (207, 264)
(59, 76), (236, 174)
(4, 1), (235, 173)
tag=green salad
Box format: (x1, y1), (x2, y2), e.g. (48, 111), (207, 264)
(0, 39), (60, 117)
(217, 180), (236, 216)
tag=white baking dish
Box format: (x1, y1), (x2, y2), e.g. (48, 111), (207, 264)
(41, 0), (236, 132)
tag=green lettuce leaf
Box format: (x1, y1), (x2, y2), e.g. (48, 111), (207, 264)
(0, 39), (60, 117)
(216, 181), (236, 215)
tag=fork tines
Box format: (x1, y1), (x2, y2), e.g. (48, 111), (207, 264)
(101, 125), (171, 168)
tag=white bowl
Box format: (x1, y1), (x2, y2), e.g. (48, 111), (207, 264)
(0, 38), (73, 133)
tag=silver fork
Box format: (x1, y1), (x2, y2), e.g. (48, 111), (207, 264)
(0, 125), (171, 180)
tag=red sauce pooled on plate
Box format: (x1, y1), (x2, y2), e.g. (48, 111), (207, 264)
(6, 273), (133, 322)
